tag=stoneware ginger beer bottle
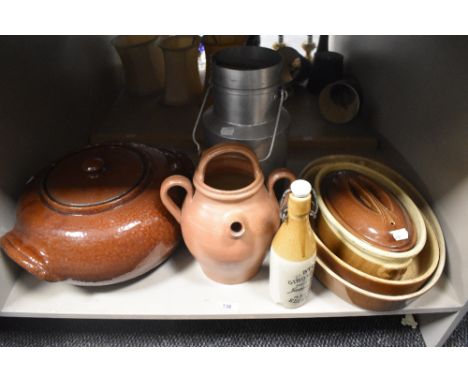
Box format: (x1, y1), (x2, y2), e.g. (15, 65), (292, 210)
(269, 179), (317, 308)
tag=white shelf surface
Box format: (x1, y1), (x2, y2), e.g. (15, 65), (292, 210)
(0, 246), (462, 319)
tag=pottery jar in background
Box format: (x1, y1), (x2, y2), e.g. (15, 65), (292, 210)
(0, 143), (193, 285)
(159, 35), (203, 106)
(112, 35), (165, 97)
(318, 79), (361, 124)
(160, 143), (296, 284)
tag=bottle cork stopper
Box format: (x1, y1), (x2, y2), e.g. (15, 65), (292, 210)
(291, 179), (312, 198)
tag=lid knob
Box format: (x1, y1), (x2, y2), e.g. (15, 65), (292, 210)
(82, 157), (106, 178)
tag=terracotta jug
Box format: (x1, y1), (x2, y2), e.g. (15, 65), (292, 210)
(160, 143), (296, 284)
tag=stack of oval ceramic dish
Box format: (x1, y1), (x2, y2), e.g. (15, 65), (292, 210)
(300, 155), (445, 311)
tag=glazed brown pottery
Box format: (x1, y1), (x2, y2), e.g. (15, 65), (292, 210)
(0, 143), (193, 285)
(160, 143), (296, 284)
(300, 155), (445, 310)
(321, 170), (416, 252)
(314, 162), (427, 280)
(315, 215), (439, 295)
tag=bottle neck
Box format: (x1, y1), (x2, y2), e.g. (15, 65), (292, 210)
(287, 193), (311, 220)
(272, 191), (316, 262)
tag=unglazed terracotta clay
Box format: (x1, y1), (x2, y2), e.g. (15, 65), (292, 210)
(0, 143), (193, 285)
(160, 143), (296, 284)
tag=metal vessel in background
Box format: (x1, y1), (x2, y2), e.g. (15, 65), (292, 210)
(193, 46), (290, 175)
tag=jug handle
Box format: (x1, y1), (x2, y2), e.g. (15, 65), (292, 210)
(267, 168), (296, 198)
(160, 175), (193, 224)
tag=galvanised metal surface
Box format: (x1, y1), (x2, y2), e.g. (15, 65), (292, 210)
(202, 46), (290, 175)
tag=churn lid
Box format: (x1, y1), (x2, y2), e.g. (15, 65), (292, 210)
(43, 145), (149, 213)
(321, 170), (417, 252)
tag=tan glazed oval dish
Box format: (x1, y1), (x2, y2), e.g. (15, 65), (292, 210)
(314, 215), (439, 295)
(300, 155), (445, 310)
(315, 162), (427, 260)
(314, 161), (427, 279)
(303, 158), (439, 294)
(320, 169), (417, 252)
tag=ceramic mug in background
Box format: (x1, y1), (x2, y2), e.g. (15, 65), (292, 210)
(318, 79), (361, 124)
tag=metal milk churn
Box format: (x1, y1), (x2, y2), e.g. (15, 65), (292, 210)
(193, 46), (290, 175)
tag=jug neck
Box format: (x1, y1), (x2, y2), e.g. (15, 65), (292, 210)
(192, 144), (265, 202)
(193, 175), (264, 202)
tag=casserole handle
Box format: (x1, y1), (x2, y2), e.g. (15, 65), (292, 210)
(0, 232), (63, 281)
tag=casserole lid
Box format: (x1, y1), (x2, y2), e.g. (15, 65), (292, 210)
(321, 170), (417, 252)
(43, 145), (149, 213)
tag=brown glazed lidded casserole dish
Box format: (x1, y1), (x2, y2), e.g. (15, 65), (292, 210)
(300, 154), (445, 310)
(321, 170), (417, 252)
(313, 162), (427, 280)
(0, 143), (193, 285)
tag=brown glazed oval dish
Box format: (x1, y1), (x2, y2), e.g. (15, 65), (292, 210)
(300, 155), (445, 310)
(321, 169), (417, 252)
(314, 162), (427, 279)
(0, 143), (193, 285)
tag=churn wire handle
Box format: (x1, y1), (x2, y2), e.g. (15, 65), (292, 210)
(192, 83), (212, 155)
(193, 85), (287, 159)
(259, 87), (287, 163)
